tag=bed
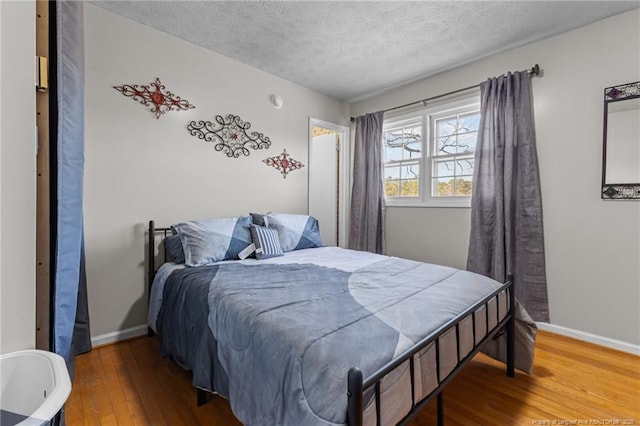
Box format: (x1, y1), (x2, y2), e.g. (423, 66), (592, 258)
(147, 218), (519, 426)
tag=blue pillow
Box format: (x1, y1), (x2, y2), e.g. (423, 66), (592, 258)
(263, 213), (322, 252)
(172, 216), (253, 266)
(163, 234), (185, 264)
(250, 225), (284, 260)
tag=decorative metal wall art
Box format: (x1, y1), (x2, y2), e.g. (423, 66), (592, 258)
(113, 77), (195, 119)
(187, 114), (271, 158)
(602, 185), (640, 199)
(263, 149), (304, 178)
(605, 81), (640, 101)
(602, 81), (640, 200)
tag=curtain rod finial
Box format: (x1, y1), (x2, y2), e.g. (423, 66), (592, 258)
(530, 64), (540, 76)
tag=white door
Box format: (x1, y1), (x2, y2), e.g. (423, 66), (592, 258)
(308, 119), (349, 247)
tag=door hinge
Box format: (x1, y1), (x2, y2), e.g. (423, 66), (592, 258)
(336, 142), (341, 152)
(36, 56), (48, 92)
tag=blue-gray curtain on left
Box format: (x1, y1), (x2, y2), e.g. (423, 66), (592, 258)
(53, 0), (91, 374)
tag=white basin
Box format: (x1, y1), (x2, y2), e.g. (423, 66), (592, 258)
(0, 349), (72, 425)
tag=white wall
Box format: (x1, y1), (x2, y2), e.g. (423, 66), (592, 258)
(84, 5), (349, 338)
(351, 10), (640, 345)
(0, 1), (37, 354)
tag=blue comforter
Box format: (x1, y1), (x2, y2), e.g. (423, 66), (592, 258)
(156, 247), (506, 425)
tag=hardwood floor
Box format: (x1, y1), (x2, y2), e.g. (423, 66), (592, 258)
(65, 331), (639, 425)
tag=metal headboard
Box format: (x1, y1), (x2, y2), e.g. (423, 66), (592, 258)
(147, 220), (172, 299)
(147, 220), (172, 336)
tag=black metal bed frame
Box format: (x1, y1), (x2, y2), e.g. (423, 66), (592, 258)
(147, 221), (172, 337)
(147, 220), (515, 426)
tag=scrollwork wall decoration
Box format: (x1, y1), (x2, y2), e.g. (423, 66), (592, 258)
(113, 77), (195, 119)
(187, 114), (272, 158)
(263, 149), (304, 178)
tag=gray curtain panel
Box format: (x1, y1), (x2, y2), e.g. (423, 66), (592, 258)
(348, 111), (386, 254)
(467, 71), (549, 322)
(467, 71), (548, 374)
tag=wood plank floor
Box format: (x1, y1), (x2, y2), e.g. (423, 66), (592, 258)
(65, 331), (640, 425)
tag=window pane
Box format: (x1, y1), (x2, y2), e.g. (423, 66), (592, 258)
(385, 180), (400, 197)
(385, 130), (404, 145)
(401, 179), (419, 197)
(435, 160), (455, 177)
(436, 136), (456, 155)
(433, 176), (474, 197)
(436, 118), (457, 138)
(455, 157), (474, 176)
(385, 124), (422, 162)
(401, 164), (419, 180)
(385, 144), (403, 162)
(454, 176), (473, 196)
(384, 130), (404, 162)
(384, 166), (400, 180)
(456, 131), (477, 153)
(459, 113), (480, 132)
(404, 125), (422, 143)
(433, 177), (456, 196)
(404, 141), (422, 159)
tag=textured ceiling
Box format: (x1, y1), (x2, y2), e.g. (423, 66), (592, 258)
(92, 1), (640, 101)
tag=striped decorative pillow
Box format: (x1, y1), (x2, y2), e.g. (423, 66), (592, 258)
(250, 225), (284, 260)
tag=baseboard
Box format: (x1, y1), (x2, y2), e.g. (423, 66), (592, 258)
(536, 322), (640, 356)
(91, 324), (148, 348)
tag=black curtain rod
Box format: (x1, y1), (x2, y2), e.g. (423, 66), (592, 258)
(351, 64), (541, 121)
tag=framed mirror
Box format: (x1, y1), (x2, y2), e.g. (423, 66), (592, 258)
(602, 81), (640, 199)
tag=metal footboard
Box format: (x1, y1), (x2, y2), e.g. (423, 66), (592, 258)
(347, 275), (515, 426)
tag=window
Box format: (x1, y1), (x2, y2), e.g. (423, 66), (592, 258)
(383, 119), (422, 198)
(383, 95), (480, 207)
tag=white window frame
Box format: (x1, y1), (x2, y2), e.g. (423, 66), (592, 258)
(383, 93), (481, 208)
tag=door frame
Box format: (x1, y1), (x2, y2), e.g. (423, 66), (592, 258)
(35, 0), (51, 350)
(308, 118), (350, 248)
